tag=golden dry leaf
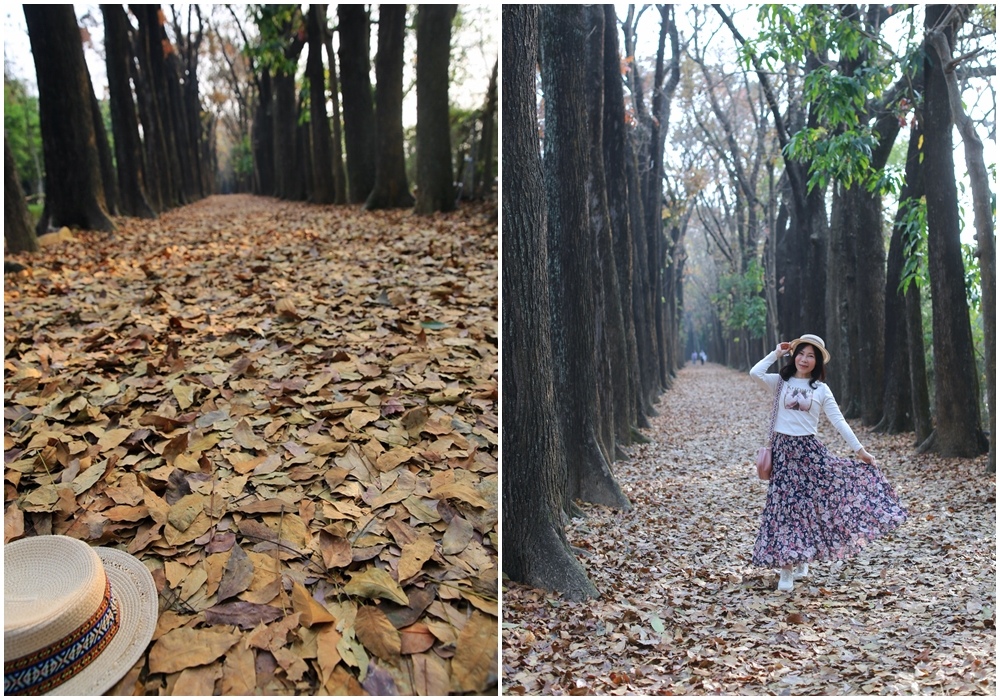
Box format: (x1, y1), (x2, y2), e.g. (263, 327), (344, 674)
(344, 566), (409, 606)
(316, 625), (344, 686)
(221, 642), (256, 695)
(450, 611), (497, 693)
(319, 531), (353, 569)
(148, 627), (241, 674)
(428, 482), (492, 509)
(399, 622), (436, 655)
(325, 665), (367, 695)
(291, 580), (336, 626)
(375, 447), (416, 472)
(354, 605), (401, 661)
(398, 533), (436, 581)
(97, 428), (133, 451)
(5, 502), (24, 543)
(173, 663), (222, 695)
(271, 647), (309, 682)
(411, 651), (451, 696)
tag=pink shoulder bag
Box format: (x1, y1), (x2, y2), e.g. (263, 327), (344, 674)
(756, 380), (783, 480)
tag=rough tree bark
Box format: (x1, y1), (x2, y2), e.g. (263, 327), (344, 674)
(540, 5), (630, 511)
(23, 4), (114, 233)
(102, 4), (155, 218)
(927, 8), (995, 472)
(366, 5), (414, 210)
(414, 4), (457, 214)
(338, 5), (377, 204)
(307, 3), (336, 204)
(918, 5), (988, 457)
(322, 8), (347, 204)
(501, 4), (598, 602)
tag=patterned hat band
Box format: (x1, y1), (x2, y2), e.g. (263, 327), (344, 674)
(4, 578), (121, 696)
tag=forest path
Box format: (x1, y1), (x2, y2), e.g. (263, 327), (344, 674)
(503, 363), (995, 696)
(5, 195), (498, 694)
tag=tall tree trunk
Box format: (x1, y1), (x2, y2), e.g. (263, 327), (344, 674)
(135, 5), (184, 209)
(475, 59), (497, 199)
(101, 4), (155, 218)
(323, 10), (348, 204)
(5, 135), (39, 253)
(501, 4), (597, 602)
(540, 5), (629, 511)
(365, 5), (414, 210)
(253, 70), (275, 196)
(88, 74), (120, 217)
(602, 4), (641, 440)
(918, 5), (988, 457)
(414, 4), (457, 214)
(23, 5), (114, 233)
(338, 4), (377, 203)
(307, 3), (336, 204)
(928, 12), (996, 472)
(581, 4), (618, 459)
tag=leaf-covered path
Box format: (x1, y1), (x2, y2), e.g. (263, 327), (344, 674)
(5, 195), (498, 695)
(502, 363), (995, 696)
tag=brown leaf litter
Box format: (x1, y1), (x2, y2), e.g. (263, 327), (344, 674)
(4, 194), (498, 695)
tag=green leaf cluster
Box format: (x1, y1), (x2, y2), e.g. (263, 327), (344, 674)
(4, 74), (43, 195)
(898, 196), (928, 295)
(752, 5), (915, 196)
(712, 259), (767, 338)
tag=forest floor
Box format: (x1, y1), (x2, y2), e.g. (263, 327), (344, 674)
(502, 363), (995, 696)
(4, 194), (498, 695)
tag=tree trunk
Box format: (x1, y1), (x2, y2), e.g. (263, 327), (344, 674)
(540, 5), (630, 511)
(307, 3), (336, 204)
(366, 5), (414, 210)
(101, 4), (155, 218)
(5, 135), (38, 253)
(602, 4), (641, 439)
(918, 5), (988, 457)
(253, 70), (275, 196)
(89, 73), (120, 217)
(323, 10), (348, 204)
(414, 4), (457, 214)
(135, 5), (184, 209)
(582, 4), (622, 458)
(23, 5), (114, 233)
(475, 59), (497, 199)
(338, 5), (377, 204)
(928, 15), (996, 472)
(501, 4), (597, 602)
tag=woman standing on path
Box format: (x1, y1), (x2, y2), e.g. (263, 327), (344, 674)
(750, 334), (907, 592)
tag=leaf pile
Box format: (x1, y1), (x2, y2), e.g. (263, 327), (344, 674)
(502, 363), (995, 696)
(4, 194), (498, 695)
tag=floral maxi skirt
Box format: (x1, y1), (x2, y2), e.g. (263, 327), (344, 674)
(752, 433), (908, 568)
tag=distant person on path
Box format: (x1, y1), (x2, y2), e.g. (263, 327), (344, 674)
(749, 334), (907, 592)
(691, 351), (698, 365)
(699, 350), (707, 364)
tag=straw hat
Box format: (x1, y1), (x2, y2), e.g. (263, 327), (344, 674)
(4, 535), (158, 696)
(788, 333), (831, 364)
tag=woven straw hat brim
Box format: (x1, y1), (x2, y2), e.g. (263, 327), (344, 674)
(45, 547), (158, 696)
(788, 336), (831, 364)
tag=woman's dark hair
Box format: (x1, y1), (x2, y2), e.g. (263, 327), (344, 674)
(779, 342), (826, 388)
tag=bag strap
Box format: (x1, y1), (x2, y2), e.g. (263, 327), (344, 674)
(766, 379), (782, 445)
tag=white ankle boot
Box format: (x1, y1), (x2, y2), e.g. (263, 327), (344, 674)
(793, 562), (809, 579)
(777, 566), (794, 591)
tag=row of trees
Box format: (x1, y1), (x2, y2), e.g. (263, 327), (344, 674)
(503, 5), (686, 599)
(5, 5), (499, 254)
(680, 5), (993, 465)
(504, 4), (994, 600)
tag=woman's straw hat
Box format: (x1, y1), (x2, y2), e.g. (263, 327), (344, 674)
(4, 535), (158, 696)
(788, 333), (831, 364)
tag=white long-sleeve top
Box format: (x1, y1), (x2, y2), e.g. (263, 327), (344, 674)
(750, 350), (863, 453)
